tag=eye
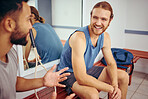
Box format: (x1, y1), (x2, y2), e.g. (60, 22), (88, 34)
(93, 16), (98, 19)
(102, 18), (107, 21)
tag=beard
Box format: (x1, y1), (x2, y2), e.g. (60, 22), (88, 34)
(90, 21), (110, 36)
(91, 24), (108, 35)
(10, 25), (28, 46)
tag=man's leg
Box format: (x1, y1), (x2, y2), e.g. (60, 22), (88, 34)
(117, 69), (129, 99)
(98, 67), (129, 99)
(72, 81), (99, 99)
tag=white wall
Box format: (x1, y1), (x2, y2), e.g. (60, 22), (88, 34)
(124, 0), (148, 73)
(125, 0), (148, 51)
(125, 0), (148, 31)
(52, 0), (82, 40)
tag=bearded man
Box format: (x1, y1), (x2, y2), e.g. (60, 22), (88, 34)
(0, 0), (75, 99)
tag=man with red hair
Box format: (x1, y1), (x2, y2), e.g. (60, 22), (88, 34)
(58, 1), (129, 99)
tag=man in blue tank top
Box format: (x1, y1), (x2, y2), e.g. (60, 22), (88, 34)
(58, 1), (129, 99)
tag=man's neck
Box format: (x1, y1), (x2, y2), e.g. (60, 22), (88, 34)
(88, 25), (100, 47)
(0, 35), (12, 62)
(0, 55), (8, 63)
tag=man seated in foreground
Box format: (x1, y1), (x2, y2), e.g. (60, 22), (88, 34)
(0, 0), (74, 99)
(57, 1), (129, 99)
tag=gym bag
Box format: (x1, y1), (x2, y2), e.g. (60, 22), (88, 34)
(101, 48), (134, 75)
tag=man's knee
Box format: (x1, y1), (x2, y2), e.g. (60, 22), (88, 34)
(83, 88), (99, 99)
(118, 70), (129, 84)
(72, 82), (99, 99)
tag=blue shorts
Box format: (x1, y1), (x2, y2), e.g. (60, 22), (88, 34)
(60, 66), (104, 95)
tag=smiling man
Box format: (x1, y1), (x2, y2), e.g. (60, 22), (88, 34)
(57, 1), (129, 99)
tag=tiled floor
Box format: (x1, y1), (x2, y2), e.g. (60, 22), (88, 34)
(99, 71), (148, 99)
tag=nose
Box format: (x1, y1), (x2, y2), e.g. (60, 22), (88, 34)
(96, 19), (102, 26)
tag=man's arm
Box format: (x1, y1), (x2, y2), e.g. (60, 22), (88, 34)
(16, 65), (70, 92)
(16, 77), (43, 92)
(102, 32), (121, 98)
(69, 32), (114, 93)
(102, 32), (118, 87)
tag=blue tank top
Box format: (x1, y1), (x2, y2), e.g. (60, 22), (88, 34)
(57, 26), (104, 72)
(33, 23), (63, 64)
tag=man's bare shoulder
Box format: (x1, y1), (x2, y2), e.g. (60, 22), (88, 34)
(103, 32), (111, 48)
(69, 31), (86, 47)
(71, 31), (85, 40)
(104, 32), (110, 39)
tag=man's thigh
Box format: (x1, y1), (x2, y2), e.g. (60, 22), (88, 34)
(98, 67), (128, 83)
(60, 66), (104, 94)
(72, 81), (99, 99)
(98, 67), (111, 83)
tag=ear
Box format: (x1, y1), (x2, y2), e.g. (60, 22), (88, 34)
(110, 17), (113, 22)
(108, 18), (113, 26)
(3, 17), (16, 32)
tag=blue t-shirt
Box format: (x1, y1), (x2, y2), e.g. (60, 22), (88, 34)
(57, 26), (104, 72)
(33, 23), (63, 64)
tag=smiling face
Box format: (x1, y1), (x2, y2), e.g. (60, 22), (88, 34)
(90, 7), (112, 35)
(10, 2), (32, 45)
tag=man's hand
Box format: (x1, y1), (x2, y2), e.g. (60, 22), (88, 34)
(43, 64), (70, 87)
(109, 86), (121, 99)
(50, 91), (75, 99)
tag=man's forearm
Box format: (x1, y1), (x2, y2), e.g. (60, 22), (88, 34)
(16, 76), (44, 92)
(107, 64), (118, 87)
(77, 74), (114, 93)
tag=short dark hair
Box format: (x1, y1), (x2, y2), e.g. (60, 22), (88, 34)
(90, 1), (114, 19)
(0, 0), (29, 22)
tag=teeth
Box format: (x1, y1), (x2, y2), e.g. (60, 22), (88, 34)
(95, 26), (102, 29)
